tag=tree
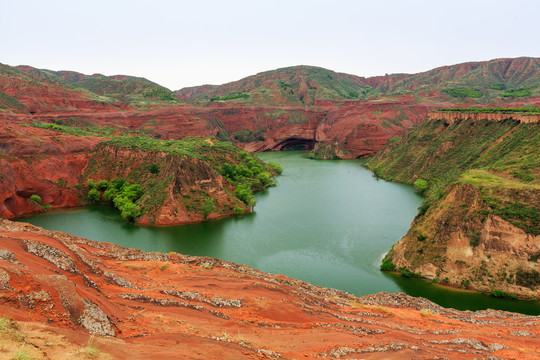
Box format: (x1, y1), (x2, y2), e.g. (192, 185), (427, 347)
(258, 171), (273, 187)
(413, 179), (429, 194)
(30, 194), (41, 204)
(267, 161), (283, 174)
(120, 202), (141, 222)
(234, 182), (256, 209)
(88, 188), (100, 203)
(97, 180), (109, 191)
(149, 164), (160, 174)
(202, 197), (216, 220)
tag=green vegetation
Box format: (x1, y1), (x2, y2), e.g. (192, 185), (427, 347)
(232, 128), (266, 142)
(267, 161), (283, 174)
(489, 84), (505, 90)
(0, 90), (24, 111)
(29, 195), (41, 204)
(500, 86), (534, 98)
(368, 120), (539, 208)
(380, 256), (397, 271)
(413, 179), (429, 194)
(368, 115), (539, 286)
(81, 135), (281, 223)
(436, 107), (540, 115)
(143, 88), (178, 101)
(469, 230), (480, 247)
(86, 179), (143, 222)
(491, 290), (517, 299)
(442, 88), (483, 98)
(202, 198), (216, 220)
(210, 92), (249, 101)
(514, 269), (539, 288)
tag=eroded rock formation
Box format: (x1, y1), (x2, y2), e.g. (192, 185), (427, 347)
(0, 219), (538, 359)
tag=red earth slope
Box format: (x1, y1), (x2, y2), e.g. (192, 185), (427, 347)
(0, 218), (538, 359)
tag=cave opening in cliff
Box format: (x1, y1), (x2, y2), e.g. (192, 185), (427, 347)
(273, 138), (316, 151)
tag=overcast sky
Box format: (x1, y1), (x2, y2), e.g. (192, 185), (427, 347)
(1, 0), (538, 90)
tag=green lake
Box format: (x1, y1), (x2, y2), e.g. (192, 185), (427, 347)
(18, 151), (540, 315)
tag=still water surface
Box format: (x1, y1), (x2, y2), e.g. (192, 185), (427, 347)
(19, 151), (540, 315)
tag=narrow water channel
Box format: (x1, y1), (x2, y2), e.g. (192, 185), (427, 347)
(18, 151), (540, 315)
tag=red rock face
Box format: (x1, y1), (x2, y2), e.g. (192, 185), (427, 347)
(0, 219), (538, 359)
(0, 119), (102, 218)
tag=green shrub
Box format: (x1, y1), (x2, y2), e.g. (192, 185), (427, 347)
(380, 256), (397, 271)
(267, 161), (283, 175)
(442, 88), (483, 98)
(30, 195), (41, 204)
(88, 188), (100, 203)
(257, 171), (273, 187)
(149, 164), (160, 174)
(202, 198), (216, 220)
(234, 183), (256, 209)
(86, 179), (97, 190)
(491, 290), (517, 299)
(417, 202), (430, 216)
(120, 201), (141, 222)
(97, 180), (109, 190)
(233, 205), (245, 215)
(514, 269), (539, 288)
(469, 230), (480, 247)
(413, 179), (429, 194)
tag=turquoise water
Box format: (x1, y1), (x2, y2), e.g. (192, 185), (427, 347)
(19, 151), (540, 315)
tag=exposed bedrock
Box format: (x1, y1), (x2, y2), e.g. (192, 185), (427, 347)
(0, 218), (538, 359)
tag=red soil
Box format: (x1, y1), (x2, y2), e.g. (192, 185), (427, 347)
(0, 219), (538, 359)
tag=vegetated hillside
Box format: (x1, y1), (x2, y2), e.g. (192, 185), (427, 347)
(1, 58), (539, 159)
(367, 113), (539, 299)
(1, 219), (539, 359)
(0, 63), (124, 113)
(82, 136), (279, 225)
(176, 65), (376, 106)
(365, 57), (540, 102)
(15, 66), (184, 109)
(0, 117), (279, 225)
(178, 57), (540, 106)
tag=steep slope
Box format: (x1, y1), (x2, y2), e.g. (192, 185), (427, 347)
(1, 218), (539, 359)
(367, 112), (539, 298)
(0, 118), (276, 225)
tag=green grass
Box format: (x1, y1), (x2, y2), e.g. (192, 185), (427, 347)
(459, 170), (538, 189)
(442, 88), (483, 98)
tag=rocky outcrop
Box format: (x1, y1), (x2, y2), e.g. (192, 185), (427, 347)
(0, 119), (102, 218)
(387, 183), (540, 299)
(84, 143), (248, 225)
(368, 117), (539, 298)
(0, 218), (538, 359)
(0, 117), (252, 225)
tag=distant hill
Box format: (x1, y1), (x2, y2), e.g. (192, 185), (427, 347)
(176, 65), (374, 106)
(177, 57), (540, 106)
(0, 64), (184, 113)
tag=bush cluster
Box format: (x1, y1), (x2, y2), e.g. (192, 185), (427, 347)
(220, 152), (278, 209)
(86, 179), (143, 222)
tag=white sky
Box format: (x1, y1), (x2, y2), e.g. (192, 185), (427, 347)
(1, 0), (538, 90)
